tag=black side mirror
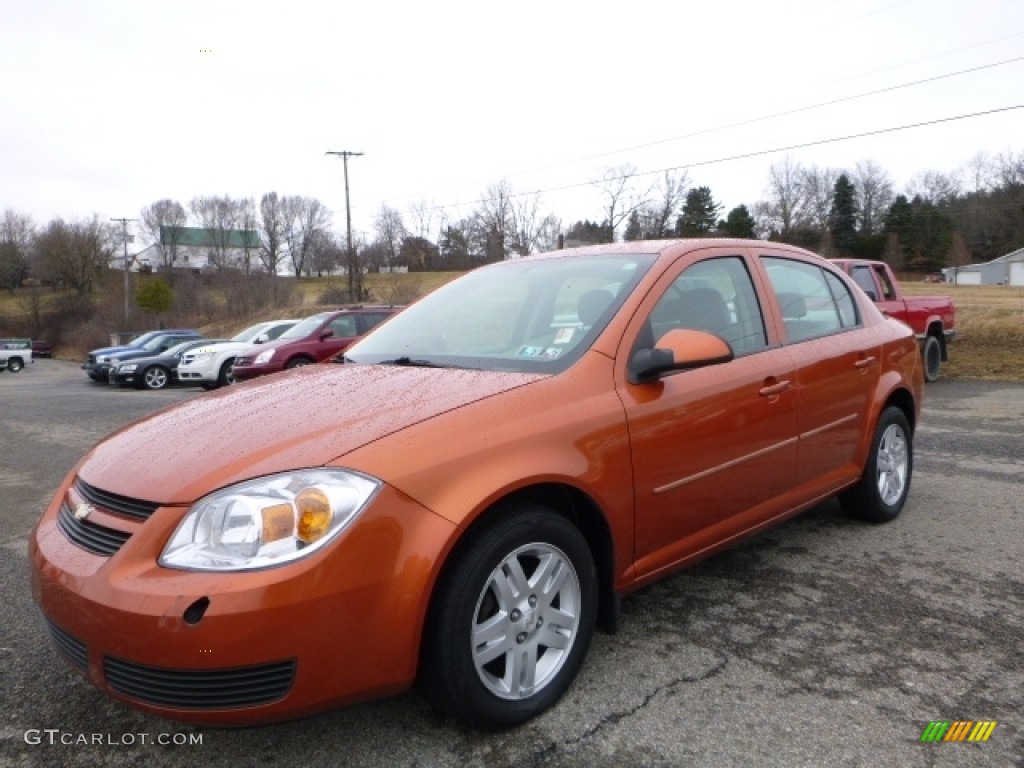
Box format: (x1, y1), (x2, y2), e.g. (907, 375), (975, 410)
(629, 329), (733, 384)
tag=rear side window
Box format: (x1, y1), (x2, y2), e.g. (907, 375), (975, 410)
(328, 315), (358, 338)
(763, 258), (859, 343)
(850, 265), (878, 300)
(357, 313), (392, 334)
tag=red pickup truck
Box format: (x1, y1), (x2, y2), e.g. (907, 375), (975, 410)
(833, 259), (956, 382)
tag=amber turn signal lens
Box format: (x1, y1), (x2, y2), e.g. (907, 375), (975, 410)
(296, 488), (332, 543)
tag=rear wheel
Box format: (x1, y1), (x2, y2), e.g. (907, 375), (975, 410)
(840, 406), (912, 523)
(141, 366), (170, 390)
(7, 357), (24, 373)
(922, 335), (942, 382)
(420, 506), (597, 728)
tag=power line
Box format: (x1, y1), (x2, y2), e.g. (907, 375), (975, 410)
(369, 51), (1024, 214)
(403, 104), (1024, 217)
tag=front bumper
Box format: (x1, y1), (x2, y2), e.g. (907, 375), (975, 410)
(176, 362), (218, 384)
(29, 475), (454, 725)
(229, 363), (279, 381)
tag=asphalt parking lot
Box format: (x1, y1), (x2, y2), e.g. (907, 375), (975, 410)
(1, 361), (1021, 768)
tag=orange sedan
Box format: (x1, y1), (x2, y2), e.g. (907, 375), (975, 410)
(30, 240), (923, 728)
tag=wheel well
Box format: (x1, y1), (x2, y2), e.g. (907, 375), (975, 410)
(430, 484), (620, 638)
(883, 387), (917, 433)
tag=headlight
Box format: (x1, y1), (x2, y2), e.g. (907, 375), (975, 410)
(191, 352), (213, 362)
(159, 469), (380, 571)
(97, 355), (110, 363)
(254, 349), (276, 364)
(118, 363), (138, 373)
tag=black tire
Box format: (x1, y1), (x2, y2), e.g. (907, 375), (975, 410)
(216, 359), (236, 387)
(840, 406), (913, 523)
(285, 357), (313, 369)
(7, 357), (24, 373)
(419, 506), (597, 728)
(922, 334), (942, 382)
(140, 366), (170, 390)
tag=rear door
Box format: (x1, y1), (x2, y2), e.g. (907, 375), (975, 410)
(617, 249), (800, 579)
(758, 254), (880, 493)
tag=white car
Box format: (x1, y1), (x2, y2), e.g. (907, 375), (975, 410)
(176, 319), (297, 389)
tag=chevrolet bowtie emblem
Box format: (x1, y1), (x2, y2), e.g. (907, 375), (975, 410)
(73, 503), (95, 521)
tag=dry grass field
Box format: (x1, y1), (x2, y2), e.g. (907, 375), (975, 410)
(901, 280), (1024, 381)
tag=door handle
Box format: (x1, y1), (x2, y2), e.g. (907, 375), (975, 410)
(854, 356), (876, 369)
(759, 379), (791, 397)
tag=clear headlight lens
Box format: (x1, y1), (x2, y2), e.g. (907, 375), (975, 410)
(254, 349), (276, 365)
(118, 363), (138, 373)
(191, 351), (213, 362)
(97, 355), (110, 363)
(160, 469), (380, 571)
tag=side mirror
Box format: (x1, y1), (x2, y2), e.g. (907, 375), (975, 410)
(629, 329), (733, 384)
(253, 333), (269, 344)
(319, 329), (335, 341)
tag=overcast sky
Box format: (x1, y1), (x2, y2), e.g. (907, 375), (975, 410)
(2, 0), (1023, 247)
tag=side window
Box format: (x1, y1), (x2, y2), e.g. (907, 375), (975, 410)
(328, 315), (358, 338)
(850, 266), (878, 300)
(824, 272), (859, 328)
(357, 313), (391, 334)
(872, 266), (898, 300)
(267, 324), (291, 340)
(636, 256), (767, 357)
(763, 258), (846, 342)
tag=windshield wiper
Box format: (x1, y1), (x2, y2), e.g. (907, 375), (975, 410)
(379, 356), (446, 368)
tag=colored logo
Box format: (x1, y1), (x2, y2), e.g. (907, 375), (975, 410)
(920, 720), (997, 742)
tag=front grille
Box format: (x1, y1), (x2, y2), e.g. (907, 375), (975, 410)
(103, 657), (296, 710)
(57, 502), (131, 557)
(75, 479), (159, 521)
(44, 618), (89, 673)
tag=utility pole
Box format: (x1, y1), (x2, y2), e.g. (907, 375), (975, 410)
(111, 217), (137, 327)
(326, 150), (363, 301)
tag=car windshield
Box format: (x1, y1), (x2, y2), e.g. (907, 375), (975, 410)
(345, 253), (656, 374)
(230, 323), (269, 342)
(165, 341), (199, 356)
(279, 314), (329, 340)
(126, 332), (159, 348)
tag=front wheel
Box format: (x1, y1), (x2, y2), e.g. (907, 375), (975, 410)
(840, 406), (913, 523)
(420, 506), (597, 728)
(7, 357), (24, 373)
(285, 357), (313, 369)
(922, 335), (942, 382)
(216, 359), (236, 387)
(141, 366), (170, 390)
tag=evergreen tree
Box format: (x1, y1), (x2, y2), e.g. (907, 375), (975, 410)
(623, 211), (643, 241)
(677, 187), (722, 236)
(720, 205), (756, 238)
(828, 174), (859, 255)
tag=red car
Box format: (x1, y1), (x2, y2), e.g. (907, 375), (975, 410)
(230, 306), (399, 381)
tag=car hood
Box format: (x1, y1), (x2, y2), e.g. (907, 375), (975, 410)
(90, 345), (135, 358)
(78, 363), (544, 504)
(188, 339), (267, 356)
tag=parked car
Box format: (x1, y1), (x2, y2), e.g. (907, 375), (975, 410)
(176, 320), (298, 389)
(832, 259), (956, 382)
(30, 240), (923, 729)
(230, 307), (399, 382)
(93, 332), (204, 383)
(109, 339), (226, 390)
(0, 338), (32, 372)
(31, 340), (53, 358)
(83, 330), (200, 382)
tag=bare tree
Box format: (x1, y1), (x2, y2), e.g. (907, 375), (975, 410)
(853, 159), (894, 236)
(259, 192), (287, 276)
(34, 216), (113, 294)
(591, 164), (651, 243)
(471, 180), (516, 260)
(407, 199), (438, 241)
(801, 166), (841, 233)
(759, 157), (805, 238)
(190, 195), (243, 269)
(508, 192), (559, 257)
(635, 170), (689, 239)
(308, 229), (344, 277)
(139, 199), (187, 272)
(1, 209), (35, 293)
(905, 170), (963, 205)
(237, 198), (258, 275)
(281, 195), (331, 277)
(374, 204), (406, 269)
(993, 149), (1024, 188)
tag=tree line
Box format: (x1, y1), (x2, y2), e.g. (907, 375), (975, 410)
(3, 148), (1023, 300)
